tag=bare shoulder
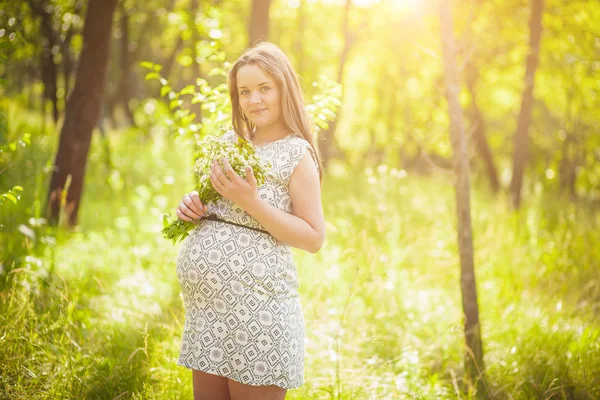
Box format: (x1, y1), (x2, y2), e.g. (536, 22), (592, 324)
(289, 148), (322, 193)
(288, 136), (320, 176)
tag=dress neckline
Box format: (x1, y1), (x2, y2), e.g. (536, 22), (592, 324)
(251, 133), (298, 149)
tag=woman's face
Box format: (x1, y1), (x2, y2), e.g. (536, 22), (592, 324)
(236, 64), (282, 130)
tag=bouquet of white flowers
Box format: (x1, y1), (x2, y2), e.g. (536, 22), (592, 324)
(162, 133), (271, 244)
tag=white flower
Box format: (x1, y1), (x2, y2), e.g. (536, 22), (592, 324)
(162, 131), (271, 244)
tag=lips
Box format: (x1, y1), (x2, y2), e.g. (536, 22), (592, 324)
(250, 108), (267, 114)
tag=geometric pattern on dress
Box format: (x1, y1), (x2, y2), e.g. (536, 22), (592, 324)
(176, 131), (315, 389)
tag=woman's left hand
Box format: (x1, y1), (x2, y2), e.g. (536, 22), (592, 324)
(210, 157), (260, 209)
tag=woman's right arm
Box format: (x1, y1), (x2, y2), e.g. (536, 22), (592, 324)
(176, 191), (208, 221)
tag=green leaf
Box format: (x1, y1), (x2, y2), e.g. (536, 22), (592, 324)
(160, 85), (172, 97)
(139, 61), (154, 70)
(2, 193), (17, 204)
(169, 99), (182, 110)
(315, 120), (329, 129)
(208, 67), (226, 77)
(180, 85), (196, 96)
(191, 94), (205, 104)
(145, 72), (160, 81)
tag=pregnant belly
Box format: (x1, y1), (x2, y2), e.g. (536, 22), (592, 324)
(176, 220), (298, 302)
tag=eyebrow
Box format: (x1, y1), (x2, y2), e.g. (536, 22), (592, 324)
(238, 82), (271, 89)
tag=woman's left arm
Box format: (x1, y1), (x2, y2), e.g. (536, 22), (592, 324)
(212, 151), (325, 253)
(251, 151), (326, 253)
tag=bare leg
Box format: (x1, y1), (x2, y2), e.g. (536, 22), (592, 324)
(228, 379), (287, 400)
(192, 370), (231, 400)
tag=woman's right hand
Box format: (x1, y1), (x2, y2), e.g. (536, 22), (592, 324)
(176, 191), (208, 222)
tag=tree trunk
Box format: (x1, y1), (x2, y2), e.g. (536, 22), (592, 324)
(40, 45), (59, 124)
(27, 0), (60, 123)
(62, 0), (82, 100)
(293, 0), (306, 77)
(119, 1), (135, 126)
(510, 0), (544, 209)
(319, 0), (353, 167)
(465, 62), (500, 193)
(162, 36), (185, 80)
(62, 33), (74, 100)
(46, 0), (119, 226)
(248, 0), (271, 46)
(190, 0), (203, 123)
(438, 0), (486, 395)
(558, 133), (578, 198)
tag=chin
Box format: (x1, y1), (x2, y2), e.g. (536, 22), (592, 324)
(251, 119), (273, 128)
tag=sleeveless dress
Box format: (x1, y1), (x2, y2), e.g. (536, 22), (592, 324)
(175, 130), (320, 389)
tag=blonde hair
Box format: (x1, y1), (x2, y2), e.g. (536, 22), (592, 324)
(228, 42), (324, 183)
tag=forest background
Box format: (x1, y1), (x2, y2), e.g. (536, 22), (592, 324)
(1, 0), (599, 398)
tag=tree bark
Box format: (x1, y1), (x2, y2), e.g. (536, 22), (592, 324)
(510, 0), (544, 209)
(190, 0), (203, 123)
(559, 133), (577, 198)
(465, 61), (500, 193)
(293, 0), (306, 77)
(62, 31), (74, 99)
(319, 0), (353, 167)
(248, 0), (271, 46)
(40, 44), (59, 124)
(46, 0), (119, 226)
(27, 0), (59, 123)
(62, 0), (83, 100)
(27, 0), (82, 122)
(162, 36), (185, 80)
(558, 86), (580, 199)
(119, 1), (136, 126)
(438, 0), (486, 394)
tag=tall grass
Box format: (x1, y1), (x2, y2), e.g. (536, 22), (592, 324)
(1, 101), (599, 399)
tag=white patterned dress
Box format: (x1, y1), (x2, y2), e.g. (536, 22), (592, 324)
(176, 130), (319, 389)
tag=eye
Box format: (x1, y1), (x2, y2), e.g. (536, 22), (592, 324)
(240, 90), (249, 96)
(260, 86), (271, 93)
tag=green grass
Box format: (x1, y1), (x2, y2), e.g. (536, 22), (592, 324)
(1, 102), (599, 399)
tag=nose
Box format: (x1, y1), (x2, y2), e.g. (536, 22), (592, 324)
(249, 90), (262, 105)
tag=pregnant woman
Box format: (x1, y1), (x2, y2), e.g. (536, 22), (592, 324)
(174, 42), (326, 400)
